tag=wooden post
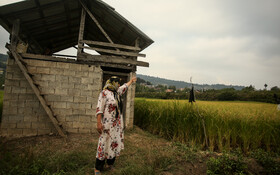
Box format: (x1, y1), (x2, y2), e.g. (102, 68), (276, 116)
(11, 19), (20, 48)
(78, 0), (113, 44)
(77, 8), (86, 58)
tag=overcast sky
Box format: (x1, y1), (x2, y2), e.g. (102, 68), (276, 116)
(0, 0), (279, 89)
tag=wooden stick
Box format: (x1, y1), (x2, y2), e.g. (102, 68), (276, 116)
(77, 8), (86, 56)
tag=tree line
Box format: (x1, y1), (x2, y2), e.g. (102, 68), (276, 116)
(136, 78), (280, 104)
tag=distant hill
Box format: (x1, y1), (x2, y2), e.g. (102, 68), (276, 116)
(136, 74), (245, 90)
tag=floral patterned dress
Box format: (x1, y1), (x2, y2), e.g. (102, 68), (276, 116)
(96, 83), (128, 160)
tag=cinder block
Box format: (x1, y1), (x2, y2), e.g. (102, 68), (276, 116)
(68, 89), (80, 96)
(57, 62), (70, 69)
(72, 109), (86, 115)
(9, 100), (25, 107)
(79, 115), (91, 122)
(69, 76), (81, 83)
(8, 128), (23, 136)
(69, 64), (81, 71)
(64, 121), (73, 129)
(61, 82), (74, 89)
(91, 117), (97, 122)
(81, 77), (93, 84)
(79, 128), (91, 133)
(74, 84), (87, 89)
(39, 87), (55, 94)
(35, 80), (48, 87)
(27, 60), (45, 67)
(5, 79), (20, 86)
(66, 115), (79, 122)
(19, 94), (36, 100)
(27, 66), (37, 74)
(7, 58), (15, 65)
(0, 123), (16, 129)
(78, 103), (92, 109)
(23, 129), (38, 136)
(60, 96), (73, 102)
(12, 86), (26, 94)
(43, 61), (57, 67)
(56, 115), (66, 122)
(17, 122), (31, 129)
(66, 102), (80, 109)
(48, 81), (61, 88)
(37, 67), (50, 74)
(4, 93), (18, 100)
(55, 75), (68, 83)
(32, 74), (42, 81)
(3, 107), (18, 115)
(8, 115), (23, 122)
(38, 115), (50, 122)
(24, 115), (38, 122)
(13, 72), (25, 80)
(94, 67), (102, 73)
(5, 72), (13, 79)
(86, 96), (96, 103)
(26, 88), (36, 94)
(86, 109), (95, 115)
(63, 70), (75, 76)
(4, 86), (12, 93)
(55, 88), (68, 95)
(53, 102), (67, 108)
(74, 96), (87, 103)
(44, 94), (61, 102)
(75, 71), (88, 77)
(81, 90), (92, 97)
(50, 68), (64, 75)
(41, 74), (56, 81)
(20, 80), (30, 88)
(53, 108), (72, 116)
(25, 100), (40, 108)
(88, 72), (96, 78)
(37, 128), (52, 135)
(66, 128), (78, 133)
(31, 122), (46, 129)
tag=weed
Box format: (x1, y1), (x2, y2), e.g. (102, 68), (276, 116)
(250, 149), (280, 175)
(206, 153), (248, 175)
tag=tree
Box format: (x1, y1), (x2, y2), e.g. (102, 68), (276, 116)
(242, 85), (255, 91)
(271, 86), (280, 92)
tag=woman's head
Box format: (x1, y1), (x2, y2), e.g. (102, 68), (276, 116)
(103, 76), (121, 91)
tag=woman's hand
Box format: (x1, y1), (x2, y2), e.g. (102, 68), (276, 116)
(96, 114), (103, 134)
(97, 122), (103, 134)
(127, 77), (137, 87)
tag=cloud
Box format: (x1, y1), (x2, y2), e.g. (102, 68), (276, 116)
(0, 0), (279, 89)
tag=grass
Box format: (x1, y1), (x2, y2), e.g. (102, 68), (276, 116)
(134, 98), (280, 153)
(0, 127), (279, 174)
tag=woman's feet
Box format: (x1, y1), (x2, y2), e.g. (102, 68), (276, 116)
(95, 169), (101, 175)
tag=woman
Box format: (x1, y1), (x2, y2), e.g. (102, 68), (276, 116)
(95, 76), (137, 174)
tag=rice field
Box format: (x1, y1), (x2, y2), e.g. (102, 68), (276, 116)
(134, 98), (280, 153)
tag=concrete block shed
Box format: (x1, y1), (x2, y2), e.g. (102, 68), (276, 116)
(0, 0), (153, 138)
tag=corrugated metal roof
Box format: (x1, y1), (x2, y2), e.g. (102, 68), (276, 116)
(0, 0), (153, 54)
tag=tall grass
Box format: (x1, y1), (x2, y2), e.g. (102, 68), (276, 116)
(134, 98), (280, 153)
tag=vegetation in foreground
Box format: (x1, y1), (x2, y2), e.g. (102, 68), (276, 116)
(134, 98), (280, 153)
(0, 127), (279, 175)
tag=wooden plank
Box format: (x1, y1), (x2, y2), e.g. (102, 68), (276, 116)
(79, 53), (149, 67)
(81, 40), (141, 51)
(103, 71), (129, 77)
(22, 53), (76, 63)
(81, 46), (146, 58)
(77, 9), (86, 56)
(7, 46), (66, 138)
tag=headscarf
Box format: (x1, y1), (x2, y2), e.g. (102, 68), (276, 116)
(103, 76), (122, 118)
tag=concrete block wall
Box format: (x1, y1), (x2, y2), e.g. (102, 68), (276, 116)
(0, 57), (103, 137)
